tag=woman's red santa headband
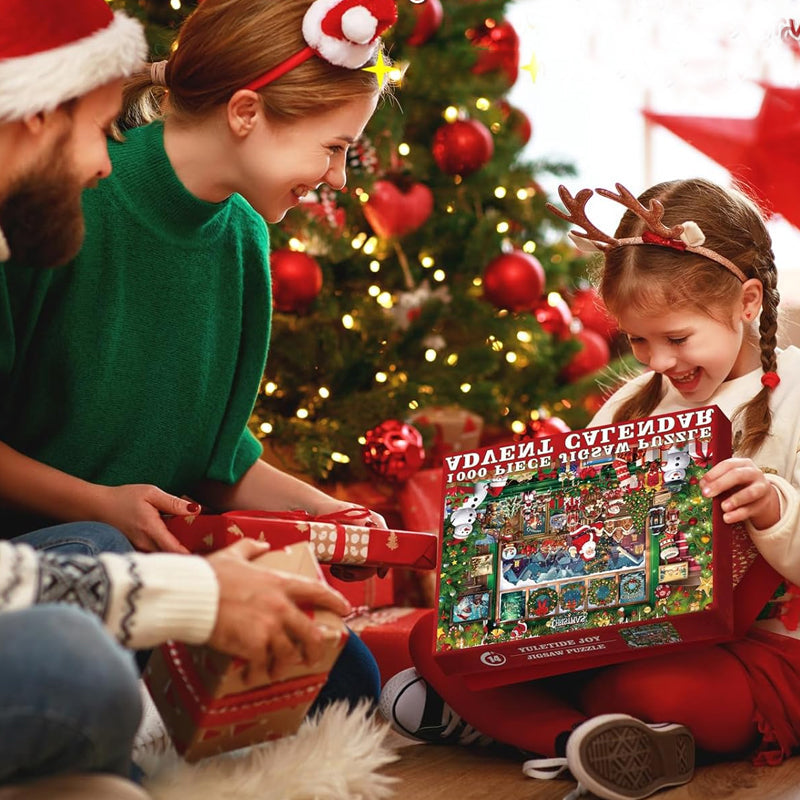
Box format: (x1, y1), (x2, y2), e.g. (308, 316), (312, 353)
(244, 0), (398, 91)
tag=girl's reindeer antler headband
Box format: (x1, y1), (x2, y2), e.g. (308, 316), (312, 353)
(545, 183), (747, 283)
(243, 0), (398, 91)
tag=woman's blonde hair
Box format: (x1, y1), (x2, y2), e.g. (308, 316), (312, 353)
(599, 178), (778, 456)
(119, 0), (388, 129)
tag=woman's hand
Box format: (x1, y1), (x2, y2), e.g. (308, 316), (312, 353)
(95, 484), (195, 553)
(700, 457), (781, 530)
(310, 496), (390, 582)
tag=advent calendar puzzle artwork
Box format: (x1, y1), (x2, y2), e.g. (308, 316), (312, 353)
(434, 406), (738, 688)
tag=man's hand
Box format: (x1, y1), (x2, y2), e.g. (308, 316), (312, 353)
(700, 457), (781, 530)
(205, 539), (352, 683)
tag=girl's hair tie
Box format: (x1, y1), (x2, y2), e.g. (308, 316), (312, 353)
(761, 371), (780, 390)
(150, 60), (168, 87)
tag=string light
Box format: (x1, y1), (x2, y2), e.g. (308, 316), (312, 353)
(296, 408), (309, 419)
(408, 400), (420, 410)
(420, 255), (435, 268)
(506, 352), (518, 364)
(375, 372), (388, 383)
(368, 285), (380, 297)
(377, 291), (393, 309)
(359, 192), (370, 203)
(425, 349), (437, 362)
(357, 435), (367, 445)
(363, 236), (378, 255)
(433, 269), (446, 282)
(446, 203), (455, 214)
(398, 143), (411, 156)
(476, 97), (491, 111)
(517, 188), (529, 200)
(460, 383), (472, 393)
(288, 238), (306, 252)
(523, 240), (537, 253)
(259, 422), (273, 434)
(342, 313), (355, 329)
(351, 233), (367, 249)
(511, 420), (527, 434)
(369, 260), (381, 273)
(494, 186), (507, 199)
(517, 330), (533, 343)
(446, 354), (459, 366)
(318, 387), (330, 399)
(444, 106), (459, 122)
(170, 0), (181, 9)
(496, 221), (510, 234)
(263, 381), (277, 395)
(331, 452), (350, 464)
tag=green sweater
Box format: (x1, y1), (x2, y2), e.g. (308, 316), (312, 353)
(0, 121), (271, 527)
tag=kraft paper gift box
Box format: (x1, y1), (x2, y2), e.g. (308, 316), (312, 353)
(144, 542), (348, 761)
(166, 509), (437, 571)
(429, 405), (781, 690)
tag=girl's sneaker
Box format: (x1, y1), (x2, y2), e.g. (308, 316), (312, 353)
(563, 713), (694, 800)
(378, 667), (492, 746)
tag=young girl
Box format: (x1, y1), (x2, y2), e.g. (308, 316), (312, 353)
(0, 0), (397, 709)
(381, 178), (800, 800)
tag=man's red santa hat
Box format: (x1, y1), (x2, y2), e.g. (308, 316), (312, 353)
(245, 0), (398, 91)
(0, 0), (146, 122)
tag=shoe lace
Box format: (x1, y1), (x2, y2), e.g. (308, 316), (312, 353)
(522, 756), (588, 800)
(441, 705), (491, 746)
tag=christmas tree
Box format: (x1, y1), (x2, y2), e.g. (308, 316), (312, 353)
(110, 0), (620, 485)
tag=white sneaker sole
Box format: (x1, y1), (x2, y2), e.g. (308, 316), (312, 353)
(566, 713), (694, 800)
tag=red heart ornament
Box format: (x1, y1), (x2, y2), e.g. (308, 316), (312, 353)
(363, 180), (434, 238)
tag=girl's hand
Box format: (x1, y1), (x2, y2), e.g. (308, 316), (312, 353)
(700, 458), (781, 530)
(96, 484), (194, 553)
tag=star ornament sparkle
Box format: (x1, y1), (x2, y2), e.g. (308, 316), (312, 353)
(520, 52), (538, 83)
(362, 50), (393, 88)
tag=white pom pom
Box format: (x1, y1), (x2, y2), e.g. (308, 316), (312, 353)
(341, 7), (378, 44)
(679, 221), (705, 247)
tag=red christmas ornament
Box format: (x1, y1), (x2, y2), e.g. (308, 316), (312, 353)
(466, 18), (520, 86)
(363, 180), (434, 238)
(515, 416), (571, 442)
(498, 101), (532, 145)
(482, 250), (545, 311)
(570, 287), (618, 340)
(534, 294), (573, 338)
(270, 249), (323, 313)
(432, 119), (494, 176)
(406, 0), (443, 45)
(561, 328), (611, 382)
(362, 419), (426, 483)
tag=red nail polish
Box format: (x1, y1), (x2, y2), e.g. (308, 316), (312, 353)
(187, 502), (201, 513)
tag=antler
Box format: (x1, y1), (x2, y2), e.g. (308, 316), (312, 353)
(595, 183), (684, 241)
(545, 186), (619, 251)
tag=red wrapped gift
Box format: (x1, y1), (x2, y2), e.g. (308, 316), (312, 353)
(322, 565), (396, 610)
(398, 468), (445, 534)
(144, 542), (347, 761)
(167, 508), (437, 570)
(430, 405), (781, 690)
(348, 606), (432, 686)
(409, 406), (483, 465)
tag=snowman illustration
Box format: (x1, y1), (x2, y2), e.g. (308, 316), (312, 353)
(661, 446), (691, 491)
(448, 480), (489, 539)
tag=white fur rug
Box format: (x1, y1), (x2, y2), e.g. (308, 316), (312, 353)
(142, 702), (399, 800)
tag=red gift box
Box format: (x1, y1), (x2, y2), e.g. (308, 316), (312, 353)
(430, 405), (781, 690)
(322, 566), (395, 610)
(144, 542), (348, 761)
(398, 468), (445, 534)
(167, 508), (437, 571)
(348, 606), (432, 686)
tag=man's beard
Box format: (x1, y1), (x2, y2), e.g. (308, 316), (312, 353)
(0, 140), (87, 269)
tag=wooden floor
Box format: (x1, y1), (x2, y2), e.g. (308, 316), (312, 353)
(382, 736), (800, 799)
